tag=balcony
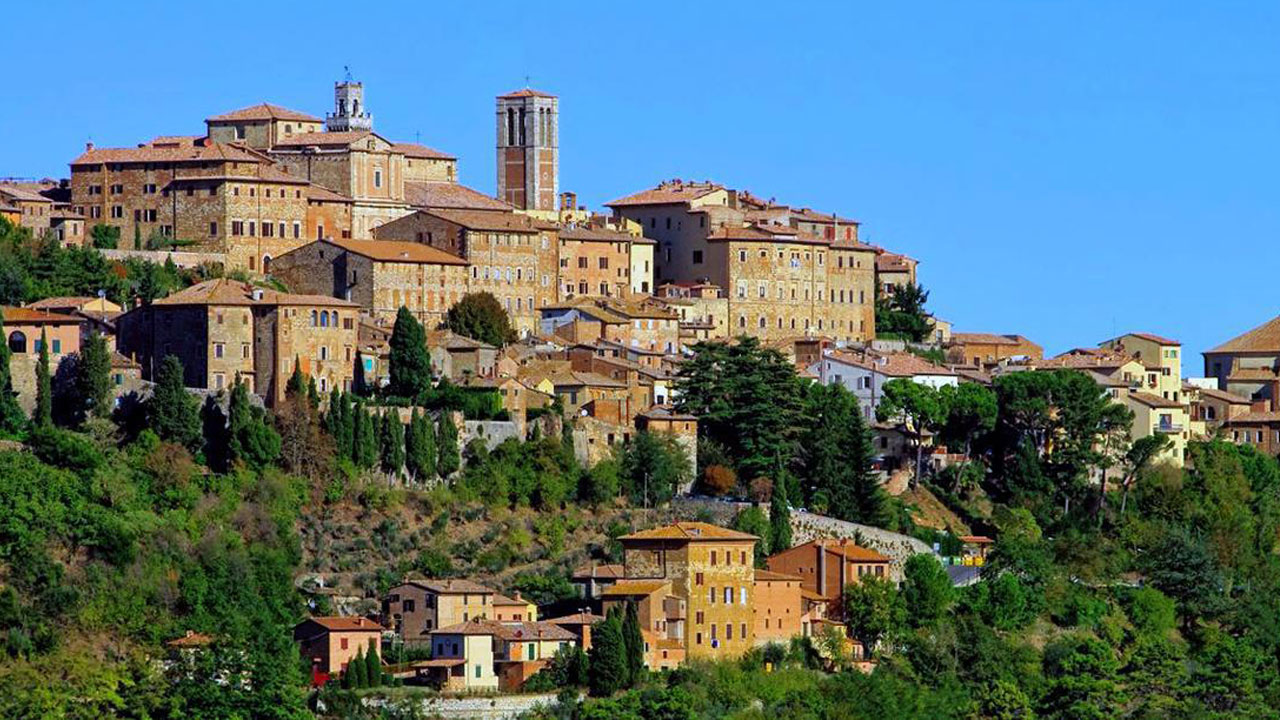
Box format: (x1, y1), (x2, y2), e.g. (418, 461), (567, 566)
(1156, 421), (1184, 433)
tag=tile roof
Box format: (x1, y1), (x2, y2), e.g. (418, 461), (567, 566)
(2, 306), (81, 325)
(547, 612), (606, 626)
(875, 252), (915, 273)
(636, 405), (697, 421)
(421, 208), (540, 232)
(430, 619), (502, 636)
(271, 130), (387, 148)
(206, 103), (321, 123)
(571, 563), (625, 580)
(72, 141), (263, 166)
(404, 181), (511, 211)
(601, 580), (671, 597)
(1194, 386), (1252, 404)
(1206, 316), (1280, 354)
(305, 184), (353, 203)
(498, 88), (557, 99)
(1226, 410), (1280, 423)
(406, 578), (495, 595)
(810, 539), (891, 563)
(493, 593), (532, 606)
(0, 185), (53, 204)
(490, 621), (575, 642)
(825, 349), (956, 378)
(149, 278), (357, 309)
(1038, 350), (1138, 371)
(1117, 332), (1180, 346)
(704, 224), (829, 246)
(1127, 391), (1184, 409)
(303, 616), (383, 632)
(1227, 368), (1279, 381)
(26, 296), (100, 309)
(322, 238), (467, 266)
(606, 181), (724, 207)
(392, 142), (456, 160)
(426, 329), (496, 350)
(950, 332), (1034, 346)
(619, 521), (758, 543)
(754, 569), (802, 582)
(558, 226), (639, 243)
(111, 351), (141, 369)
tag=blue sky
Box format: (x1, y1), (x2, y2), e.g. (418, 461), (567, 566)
(4, 2), (1278, 366)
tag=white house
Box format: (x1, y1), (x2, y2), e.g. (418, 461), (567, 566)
(811, 349), (958, 420)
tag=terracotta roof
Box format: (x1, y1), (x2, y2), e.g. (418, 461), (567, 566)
(1226, 411), (1280, 424)
(1, 306), (81, 325)
(800, 589), (828, 602)
(1194, 386), (1252, 405)
(754, 569), (802, 582)
(601, 580), (670, 597)
(165, 164), (309, 187)
(206, 103), (321, 123)
(72, 141), (263, 166)
(498, 88), (557, 99)
(620, 521), (757, 543)
(788, 207), (859, 225)
(430, 619), (502, 636)
(0, 186), (53, 204)
(606, 181), (724, 207)
(489, 621), (574, 642)
(1117, 332), (1180, 346)
(636, 405), (697, 421)
(812, 540), (890, 563)
(876, 252), (915, 273)
(1127, 391), (1184, 409)
(26, 296), (99, 309)
(392, 142), (456, 160)
(322, 238), (467, 266)
(148, 135), (204, 147)
(272, 130), (388, 148)
(305, 184), (353, 203)
(958, 535), (994, 544)
(303, 616), (383, 632)
(166, 630), (215, 648)
(405, 579), (495, 595)
(1207, 316), (1280, 354)
(149, 278), (357, 308)
(571, 563), (625, 580)
(547, 612), (606, 626)
(415, 657), (466, 668)
(1039, 351), (1138, 371)
(111, 351), (140, 369)
(418, 208), (540, 233)
(426, 329), (495, 350)
(705, 224), (830, 246)
(404, 181), (511, 211)
(950, 332), (1034, 347)
(825, 349), (956, 378)
(492, 593), (532, 606)
(558, 227), (639, 243)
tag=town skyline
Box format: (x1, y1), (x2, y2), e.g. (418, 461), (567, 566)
(4, 2), (1279, 363)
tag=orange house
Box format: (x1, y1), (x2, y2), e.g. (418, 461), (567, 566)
(766, 539), (890, 618)
(293, 616), (383, 683)
(752, 569), (804, 645)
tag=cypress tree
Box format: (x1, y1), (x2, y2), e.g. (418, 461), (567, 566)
(405, 409), (438, 483)
(336, 392), (354, 462)
(325, 388), (342, 437)
(285, 358), (306, 399)
(404, 408), (421, 479)
(354, 402), (377, 468)
(350, 645), (367, 689)
(587, 612), (626, 697)
(307, 375), (320, 409)
(381, 412), (405, 478)
(150, 355), (201, 451)
(437, 413), (460, 477)
(622, 601), (645, 685)
(364, 639), (381, 687)
(770, 475), (793, 554)
(388, 306), (432, 400)
(78, 331), (113, 420)
(0, 311), (27, 435)
(33, 329), (51, 428)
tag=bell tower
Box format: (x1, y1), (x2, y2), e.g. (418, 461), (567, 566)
(327, 67), (373, 132)
(495, 88), (558, 211)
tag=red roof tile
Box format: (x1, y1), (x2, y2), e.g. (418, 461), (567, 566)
(206, 103), (321, 123)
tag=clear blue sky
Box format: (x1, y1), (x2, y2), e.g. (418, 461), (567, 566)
(5, 2), (1278, 366)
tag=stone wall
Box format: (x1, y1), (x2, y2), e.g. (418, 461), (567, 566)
(362, 692), (562, 720)
(100, 249), (226, 268)
(788, 510), (933, 580)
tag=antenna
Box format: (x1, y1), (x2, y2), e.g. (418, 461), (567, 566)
(524, 74), (531, 88)
(343, 65), (353, 83)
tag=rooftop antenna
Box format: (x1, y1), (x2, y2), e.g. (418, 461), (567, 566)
(344, 65), (353, 83)
(415, 130), (421, 144)
(524, 74), (531, 88)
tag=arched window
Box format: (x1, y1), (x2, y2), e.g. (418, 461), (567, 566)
(320, 311), (329, 327)
(506, 108), (516, 146)
(262, 255), (272, 273)
(7, 331), (25, 354)
(310, 310), (318, 327)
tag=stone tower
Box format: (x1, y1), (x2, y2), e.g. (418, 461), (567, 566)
(327, 69), (373, 132)
(495, 89), (558, 211)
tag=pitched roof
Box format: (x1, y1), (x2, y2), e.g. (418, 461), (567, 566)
(430, 619), (502, 636)
(71, 141), (263, 166)
(754, 569), (802, 582)
(405, 579), (495, 595)
(606, 181), (725, 207)
(601, 580), (670, 597)
(619, 521), (757, 543)
(950, 332), (1034, 346)
(206, 103), (321, 123)
(498, 88), (557, 99)
(404, 181), (511, 211)
(807, 539), (891, 563)
(1206, 316), (1280, 354)
(420, 208), (539, 232)
(302, 616), (383, 632)
(825, 349), (956, 378)
(1194, 386), (1252, 405)
(876, 252), (915, 273)
(1117, 332), (1180, 346)
(1225, 410), (1280, 424)
(392, 142), (456, 160)
(271, 130), (389, 148)
(636, 405), (697, 421)
(1127, 391), (1184, 410)
(322, 238), (467, 266)
(547, 612), (606, 626)
(0, 185), (53, 204)
(558, 226), (639, 243)
(705, 224), (830, 246)
(305, 184), (353, 203)
(149, 278), (357, 308)
(571, 563), (625, 580)
(1039, 350), (1139, 371)
(427, 329), (496, 350)
(1, 306), (81, 325)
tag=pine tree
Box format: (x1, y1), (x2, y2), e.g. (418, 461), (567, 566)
(388, 306), (432, 399)
(150, 355), (201, 451)
(78, 331), (113, 421)
(770, 476), (793, 554)
(380, 412), (405, 478)
(32, 329), (51, 428)
(622, 601), (645, 686)
(587, 612), (626, 697)
(0, 311), (27, 435)
(436, 413), (460, 478)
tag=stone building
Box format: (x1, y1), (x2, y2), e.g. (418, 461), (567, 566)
(875, 251), (917, 295)
(371, 208), (557, 334)
(946, 332), (1043, 367)
(607, 180), (878, 343)
(495, 89), (557, 213)
(618, 522), (759, 660)
(115, 278), (358, 405)
(68, 137), (313, 270)
(304, 184), (355, 242)
(382, 579), (497, 647)
(0, 185), (54, 235)
(292, 616), (382, 680)
(204, 103), (324, 151)
(270, 238), (468, 327)
(2, 307), (82, 413)
(539, 296), (681, 354)
(556, 226), (638, 299)
(326, 77), (373, 133)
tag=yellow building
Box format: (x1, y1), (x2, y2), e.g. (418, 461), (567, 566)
(619, 522), (758, 660)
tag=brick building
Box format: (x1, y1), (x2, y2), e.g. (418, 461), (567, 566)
(115, 278), (358, 405)
(619, 522), (758, 660)
(371, 208), (557, 335)
(607, 180), (877, 343)
(556, 226), (638, 299)
(539, 296), (681, 353)
(293, 616), (382, 680)
(495, 89), (557, 213)
(382, 579), (498, 647)
(752, 569), (805, 646)
(270, 238), (468, 327)
(766, 539), (891, 619)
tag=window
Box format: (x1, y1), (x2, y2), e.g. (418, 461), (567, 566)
(724, 587), (733, 603)
(727, 624), (733, 640)
(709, 588), (716, 603)
(695, 572), (704, 586)
(214, 343), (224, 358)
(738, 250), (746, 262)
(695, 611), (704, 625)
(692, 250), (703, 264)
(374, 169), (383, 188)
(340, 638), (349, 650)
(710, 551), (717, 566)
(209, 221), (218, 236)
(740, 587), (747, 605)
(598, 257), (609, 269)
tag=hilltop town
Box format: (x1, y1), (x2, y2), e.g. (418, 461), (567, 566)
(3, 77), (1280, 719)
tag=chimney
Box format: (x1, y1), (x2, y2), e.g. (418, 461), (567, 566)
(251, 288), (264, 301)
(85, 142), (94, 152)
